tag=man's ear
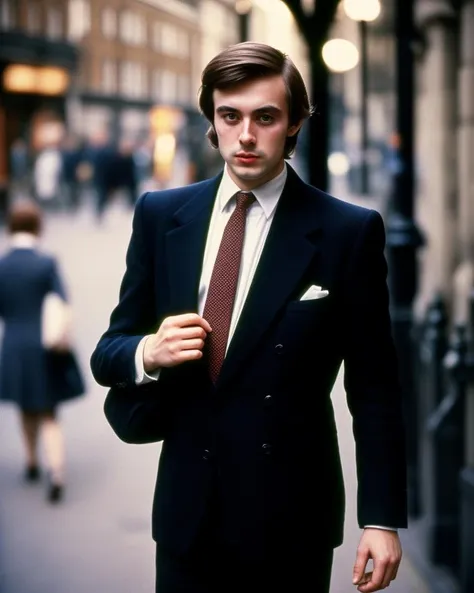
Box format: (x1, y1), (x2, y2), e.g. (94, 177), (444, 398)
(287, 120), (304, 137)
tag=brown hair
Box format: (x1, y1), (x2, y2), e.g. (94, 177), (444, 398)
(198, 41), (313, 158)
(7, 200), (43, 236)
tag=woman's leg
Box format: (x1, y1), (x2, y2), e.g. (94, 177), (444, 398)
(40, 411), (66, 497)
(19, 411), (41, 476)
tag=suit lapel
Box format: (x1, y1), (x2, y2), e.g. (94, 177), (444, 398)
(217, 166), (323, 390)
(165, 174), (221, 314)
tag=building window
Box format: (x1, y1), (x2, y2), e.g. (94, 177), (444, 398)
(177, 31), (189, 58)
(102, 7), (116, 39)
(0, 0), (16, 28)
(120, 10), (146, 46)
(27, 1), (41, 34)
(68, 0), (90, 41)
(161, 23), (178, 55)
(161, 70), (177, 104)
(47, 6), (63, 40)
(102, 59), (116, 94)
(120, 61), (147, 98)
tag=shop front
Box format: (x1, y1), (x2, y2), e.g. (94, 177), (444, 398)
(0, 31), (79, 210)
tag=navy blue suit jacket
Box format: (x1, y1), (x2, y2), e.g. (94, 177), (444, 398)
(90, 165), (407, 557)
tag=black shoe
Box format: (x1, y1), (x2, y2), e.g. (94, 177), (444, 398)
(24, 465), (41, 482)
(47, 482), (64, 504)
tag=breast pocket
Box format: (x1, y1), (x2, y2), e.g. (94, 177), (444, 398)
(284, 295), (332, 315)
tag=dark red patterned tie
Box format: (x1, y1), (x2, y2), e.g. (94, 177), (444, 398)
(203, 191), (256, 383)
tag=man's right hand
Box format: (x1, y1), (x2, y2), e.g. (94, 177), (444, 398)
(143, 313), (212, 374)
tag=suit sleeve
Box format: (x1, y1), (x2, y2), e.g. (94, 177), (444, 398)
(342, 209), (408, 529)
(103, 381), (171, 444)
(90, 192), (157, 388)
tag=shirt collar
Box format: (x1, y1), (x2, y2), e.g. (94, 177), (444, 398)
(9, 232), (38, 249)
(217, 162), (288, 220)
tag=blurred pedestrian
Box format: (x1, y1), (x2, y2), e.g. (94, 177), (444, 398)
(0, 200), (85, 503)
(84, 129), (116, 221)
(116, 137), (138, 210)
(60, 134), (84, 212)
(9, 137), (30, 200)
(133, 137), (154, 188)
(33, 144), (63, 211)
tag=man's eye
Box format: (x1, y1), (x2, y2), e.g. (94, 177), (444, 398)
(224, 113), (238, 121)
(259, 114), (274, 124)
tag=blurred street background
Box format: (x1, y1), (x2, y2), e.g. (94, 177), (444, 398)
(0, 1), (473, 593)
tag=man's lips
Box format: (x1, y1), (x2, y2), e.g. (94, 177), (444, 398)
(235, 153), (259, 163)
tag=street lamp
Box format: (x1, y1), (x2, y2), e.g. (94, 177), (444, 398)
(385, 0), (425, 518)
(235, 0), (252, 42)
(343, 0), (381, 195)
(322, 38), (359, 73)
(343, 0), (381, 22)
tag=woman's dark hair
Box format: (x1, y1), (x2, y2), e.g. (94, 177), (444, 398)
(7, 200), (43, 236)
(198, 41), (313, 158)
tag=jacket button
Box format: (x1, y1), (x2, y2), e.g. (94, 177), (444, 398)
(261, 443), (272, 455)
(264, 394), (272, 406)
(202, 449), (210, 461)
(274, 344), (283, 354)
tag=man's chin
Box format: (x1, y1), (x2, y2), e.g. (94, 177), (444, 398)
(229, 163), (264, 180)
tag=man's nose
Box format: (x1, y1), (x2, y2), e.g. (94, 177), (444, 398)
(239, 121), (256, 145)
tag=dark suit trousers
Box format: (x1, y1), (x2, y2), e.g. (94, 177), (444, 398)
(155, 501), (334, 593)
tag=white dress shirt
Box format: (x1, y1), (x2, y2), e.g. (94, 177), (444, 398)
(132, 164), (396, 533)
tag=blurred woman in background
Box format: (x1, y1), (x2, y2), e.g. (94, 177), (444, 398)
(0, 200), (84, 503)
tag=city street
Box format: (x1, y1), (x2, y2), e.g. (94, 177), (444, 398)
(0, 196), (428, 593)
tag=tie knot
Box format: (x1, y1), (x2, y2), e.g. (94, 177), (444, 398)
(235, 191), (255, 211)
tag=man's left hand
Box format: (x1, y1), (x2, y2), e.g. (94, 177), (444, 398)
(352, 528), (402, 591)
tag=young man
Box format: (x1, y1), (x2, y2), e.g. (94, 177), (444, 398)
(90, 42), (407, 593)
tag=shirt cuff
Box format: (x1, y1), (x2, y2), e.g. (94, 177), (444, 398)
(135, 335), (161, 385)
(364, 525), (398, 532)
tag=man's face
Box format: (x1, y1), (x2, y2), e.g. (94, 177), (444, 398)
(212, 75), (301, 190)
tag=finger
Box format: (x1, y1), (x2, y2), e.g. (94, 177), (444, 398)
(369, 558), (388, 591)
(357, 576), (378, 593)
(356, 571), (372, 586)
(180, 338), (205, 351)
(176, 349), (204, 362)
(170, 349), (202, 366)
(357, 561), (388, 592)
(353, 548), (370, 585)
(384, 557), (401, 586)
(195, 316), (212, 333)
(176, 326), (208, 341)
(166, 313), (211, 332)
(391, 564), (399, 581)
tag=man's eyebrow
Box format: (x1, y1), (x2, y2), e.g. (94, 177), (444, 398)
(254, 105), (282, 114)
(216, 106), (238, 113)
(215, 105), (283, 114)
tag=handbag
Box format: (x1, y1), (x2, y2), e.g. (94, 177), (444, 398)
(41, 292), (72, 351)
(45, 349), (86, 402)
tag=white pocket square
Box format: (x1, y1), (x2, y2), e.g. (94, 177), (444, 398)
(300, 285), (329, 301)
